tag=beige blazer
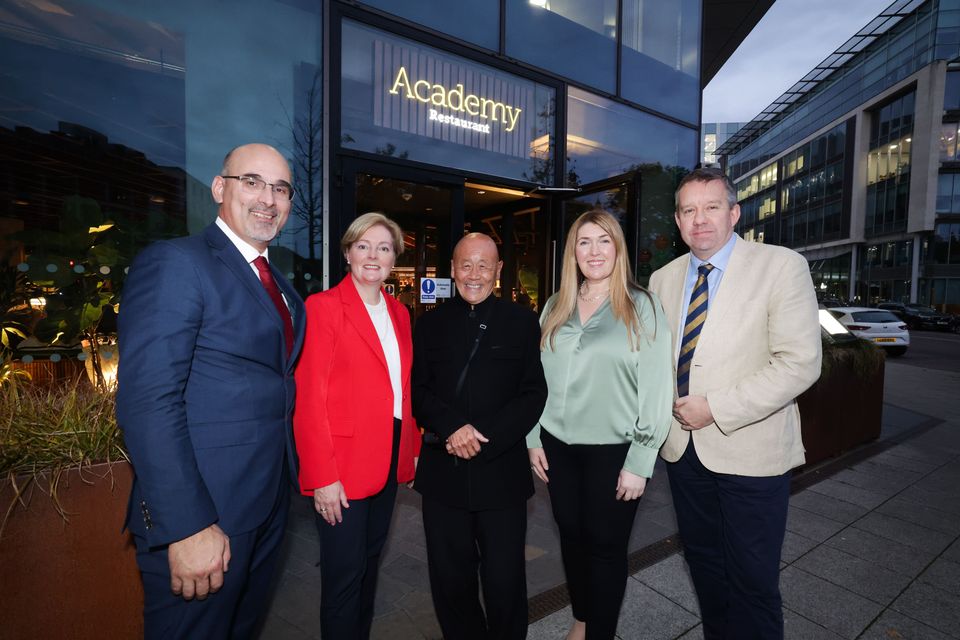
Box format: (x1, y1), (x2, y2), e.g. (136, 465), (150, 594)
(649, 236), (822, 476)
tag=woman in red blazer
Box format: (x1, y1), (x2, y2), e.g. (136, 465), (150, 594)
(294, 212), (420, 639)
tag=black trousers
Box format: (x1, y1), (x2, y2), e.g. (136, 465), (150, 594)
(667, 440), (790, 640)
(421, 495), (528, 640)
(317, 418), (401, 640)
(134, 472), (289, 640)
(541, 429), (640, 640)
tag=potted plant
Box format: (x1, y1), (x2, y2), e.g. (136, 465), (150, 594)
(797, 332), (886, 468)
(0, 375), (142, 638)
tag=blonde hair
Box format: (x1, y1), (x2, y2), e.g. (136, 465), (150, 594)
(540, 209), (653, 351)
(340, 212), (405, 257)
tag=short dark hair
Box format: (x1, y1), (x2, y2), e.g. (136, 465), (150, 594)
(675, 167), (737, 210)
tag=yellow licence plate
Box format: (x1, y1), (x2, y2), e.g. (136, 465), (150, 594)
(874, 338), (896, 343)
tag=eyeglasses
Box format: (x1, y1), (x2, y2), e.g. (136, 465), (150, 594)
(221, 175), (294, 201)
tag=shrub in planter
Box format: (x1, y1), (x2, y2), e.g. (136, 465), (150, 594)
(0, 378), (142, 639)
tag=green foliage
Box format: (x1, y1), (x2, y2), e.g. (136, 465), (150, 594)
(0, 379), (125, 537)
(12, 196), (130, 347)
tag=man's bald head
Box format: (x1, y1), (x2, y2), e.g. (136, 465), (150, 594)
(452, 233), (502, 305)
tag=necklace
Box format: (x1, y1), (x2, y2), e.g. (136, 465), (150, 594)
(578, 282), (610, 303)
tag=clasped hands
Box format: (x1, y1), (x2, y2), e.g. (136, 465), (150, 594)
(673, 395), (714, 431)
(444, 424), (489, 459)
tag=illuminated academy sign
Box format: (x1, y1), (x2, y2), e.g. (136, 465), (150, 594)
(372, 37), (541, 159)
(388, 66), (522, 134)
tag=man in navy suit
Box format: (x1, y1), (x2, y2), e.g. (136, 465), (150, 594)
(117, 143), (305, 639)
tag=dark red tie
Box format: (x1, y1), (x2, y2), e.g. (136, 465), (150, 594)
(253, 256), (294, 358)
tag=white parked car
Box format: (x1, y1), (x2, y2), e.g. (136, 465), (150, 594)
(828, 307), (910, 356)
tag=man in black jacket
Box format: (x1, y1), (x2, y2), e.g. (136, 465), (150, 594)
(413, 233), (547, 640)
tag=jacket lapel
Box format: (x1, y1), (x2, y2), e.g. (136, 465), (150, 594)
(339, 277), (390, 373)
(205, 224), (295, 367)
(698, 236), (751, 352)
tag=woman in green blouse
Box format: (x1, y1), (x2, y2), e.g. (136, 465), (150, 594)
(527, 209), (673, 640)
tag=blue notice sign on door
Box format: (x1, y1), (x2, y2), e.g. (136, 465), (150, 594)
(420, 277), (437, 303)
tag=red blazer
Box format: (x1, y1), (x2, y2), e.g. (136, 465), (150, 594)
(293, 276), (420, 499)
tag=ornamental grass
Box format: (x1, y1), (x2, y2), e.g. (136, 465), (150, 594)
(0, 376), (127, 538)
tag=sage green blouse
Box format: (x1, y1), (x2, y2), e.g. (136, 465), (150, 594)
(526, 289), (673, 477)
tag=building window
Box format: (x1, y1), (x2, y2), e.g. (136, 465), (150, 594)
(505, 0), (618, 92)
(341, 20), (557, 184)
(620, 0), (701, 124)
(359, 0), (500, 51)
(865, 92), (914, 237)
(928, 222), (960, 264)
(565, 86), (696, 185)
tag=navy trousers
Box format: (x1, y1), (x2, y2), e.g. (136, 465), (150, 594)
(317, 418), (401, 640)
(667, 440), (790, 640)
(133, 474), (290, 640)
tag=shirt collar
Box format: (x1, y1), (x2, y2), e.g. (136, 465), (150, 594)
(216, 216), (269, 265)
(688, 233), (737, 274)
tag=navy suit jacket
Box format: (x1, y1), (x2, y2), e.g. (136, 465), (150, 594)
(117, 223), (305, 548)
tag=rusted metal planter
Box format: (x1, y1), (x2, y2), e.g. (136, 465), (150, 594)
(0, 461), (142, 639)
(798, 352), (885, 468)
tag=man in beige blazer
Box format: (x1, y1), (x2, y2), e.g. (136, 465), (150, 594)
(649, 167), (821, 640)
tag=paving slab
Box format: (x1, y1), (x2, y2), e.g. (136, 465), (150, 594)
(527, 606), (576, 640)
(791, 544), (912, 604)
(917, 556), (960, 597)
(895, 485), (960, 517)
(631, 553), (700, 616)
(778, 566), (883, 639)
(890, 581), (960, 637)
(805, 477), (889, 510)
(858, 609), (954, 640)
(852, 511), (954, 554)
(788, 488), (870, 525)
(781, 529), (820, 564)
(942, 537), (960, 564)
(824, 527), (936, 577)
(615, 580), (700, 640)
(265, 572), (322, 637)
(259, 613), (318, 640)
(829, 467), (905, 497)
(786, 505), (848, 542)
(782, 608), (845, 640)
(369, 609), (433, 640)
(875, 495), (960, 536)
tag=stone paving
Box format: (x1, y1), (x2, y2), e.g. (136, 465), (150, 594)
(260, 360), (960, 639)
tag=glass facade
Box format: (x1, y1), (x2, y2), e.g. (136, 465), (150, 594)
(2, 0), (705, 376)
(1, 0), (326, 350)
(621, 0), (701, 124)
(734, 122), (848, 248)
(726, 2), (935, 180)
(566, 86), (697, 185)
(341, 19), (557, 184)
(360, 0), (500, 51)
(505, 0), (619, 93)
(865, 91), (914, 237)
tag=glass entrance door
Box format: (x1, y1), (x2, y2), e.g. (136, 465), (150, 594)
(338, 158), (549, 321)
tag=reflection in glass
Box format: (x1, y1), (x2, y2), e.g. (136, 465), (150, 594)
(505, 0), (616, 92)
(621, 0), (700, 124)
(360, 0), (500, 51)
(566, 86), (696, 185)
(0, 0), (325, 374)
(342, 20), (556, 185)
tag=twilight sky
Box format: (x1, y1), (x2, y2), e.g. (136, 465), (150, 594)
(703, 0), (895, 124)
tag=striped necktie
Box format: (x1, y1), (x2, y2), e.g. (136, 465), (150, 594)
(677, 263), (714, 397)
